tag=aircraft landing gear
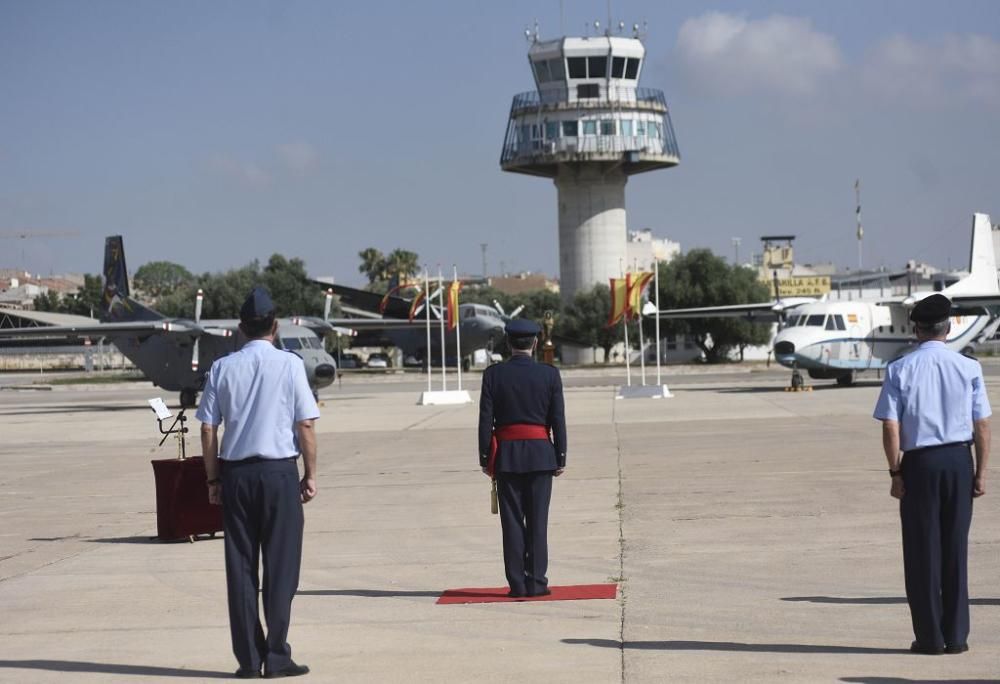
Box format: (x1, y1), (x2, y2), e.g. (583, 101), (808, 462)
(179, 389), (198, 408)
(836, 371), (856, 387)
(785, 366), (811, 392)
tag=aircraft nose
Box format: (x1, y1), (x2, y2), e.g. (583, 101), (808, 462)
(774, 341), (795, 355)
(314, 363), (336, 384)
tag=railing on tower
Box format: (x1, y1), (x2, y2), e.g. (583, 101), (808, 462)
(510, 87), (669, 111)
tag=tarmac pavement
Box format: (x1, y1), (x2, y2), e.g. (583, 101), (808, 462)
(0, 365), (997, 682)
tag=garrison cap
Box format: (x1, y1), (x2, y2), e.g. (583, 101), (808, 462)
(505, 318), (541, 338)
(239, 286), (276, 321)
(910, 293), (952, 324)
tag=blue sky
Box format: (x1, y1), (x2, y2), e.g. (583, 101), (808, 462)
(2, 0), (998, 286)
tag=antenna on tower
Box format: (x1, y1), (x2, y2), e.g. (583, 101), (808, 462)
(606, 0), (612, 35)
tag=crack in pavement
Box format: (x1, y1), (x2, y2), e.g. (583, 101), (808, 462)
(614, 421), (627, 684)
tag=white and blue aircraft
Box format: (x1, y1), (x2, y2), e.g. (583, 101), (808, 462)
(650, 213), (1000, 388)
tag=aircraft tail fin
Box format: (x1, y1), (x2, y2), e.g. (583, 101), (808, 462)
(943, 213), (999, 296)
(100, 236), (162, 322)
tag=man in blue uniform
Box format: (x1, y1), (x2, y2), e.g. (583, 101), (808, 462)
(874, 293), (991, 655)
(478, 319), (567, 598)
(198, 287), (320, 679)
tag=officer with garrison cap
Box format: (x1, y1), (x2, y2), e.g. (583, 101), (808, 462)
(874, 293), (991, 655)
(478, 319), (567, 597)
(198, 287), (319, 678)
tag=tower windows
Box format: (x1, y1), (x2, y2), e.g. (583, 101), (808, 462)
(587, 56), (608, 78)
(562, 121), (579, 137)
(549, 59), (565, 80)
(582, 120), (597, 135)
(576, 83), (599, 99)
(621, 120), (633, 136)
(624, 57), (640, 79)
(545, 121), (559, 139)
(533, 60), (551, 83)
(600, 120), (615, 135)
(567, 57), (587, 79)
(612, 56), (627, 78)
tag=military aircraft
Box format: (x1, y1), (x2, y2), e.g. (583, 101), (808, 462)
(647, 213), (1000, 388)
(318, 281), (512, 365)
(0, 236), (338, 406)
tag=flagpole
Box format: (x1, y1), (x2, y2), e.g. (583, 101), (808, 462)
(623, 316), (631, 386)
(424, 269), (432, 393)
(453, 265), (462, 392)
(438, 267), (446, 391)
(636, 259), (647, 387)
(638, 305), (646, 386)
(654, 258), (662, 386)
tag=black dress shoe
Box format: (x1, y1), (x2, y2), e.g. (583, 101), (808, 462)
(506, 590), (526, 598)
(944, 643), (969, 654)
(529, 588), (552, 598)
(234, 667), (261, 679)
(910, 641), (944, 655)
(263, 661), (310, 678)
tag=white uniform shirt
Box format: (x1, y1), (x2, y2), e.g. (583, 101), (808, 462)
(196, 340), (320, 460)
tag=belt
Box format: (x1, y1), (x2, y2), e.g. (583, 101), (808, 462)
(221, 456), (298, 466)
(903, 441), (971, 457)
(487, 424), (550, 478)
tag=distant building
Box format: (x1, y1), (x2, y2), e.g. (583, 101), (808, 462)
(626, 228), (680, 270)
(488, 272), (559, 296)
(0, 270), (85, 310)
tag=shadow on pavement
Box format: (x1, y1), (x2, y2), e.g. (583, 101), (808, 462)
(85, 535), (220, 544)
(0, 660), (229, 679)
(298, 588), (441, 598)
(783, 596), (1000, 606)
(841, 679), (998, 683)
(0, 404), (150, 416)
(562, 639), (907, 655)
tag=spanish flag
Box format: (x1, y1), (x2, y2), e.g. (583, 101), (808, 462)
(607, 277), (630, 327)
(627, 272), (654, 319)
(408, 290), (426, 322)
(446, 279), (462, 330)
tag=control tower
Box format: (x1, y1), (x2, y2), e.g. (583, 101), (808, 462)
(501, 28), (680, 361)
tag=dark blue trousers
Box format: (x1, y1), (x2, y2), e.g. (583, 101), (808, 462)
(221, 458), (303, 674)
(497, 471), (553, 595)
(900, 444), (974, 649)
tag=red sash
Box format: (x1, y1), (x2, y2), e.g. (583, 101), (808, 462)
(487, 423), (550, 478)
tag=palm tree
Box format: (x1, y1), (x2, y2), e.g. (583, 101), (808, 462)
(384, 249), (420, 282)
(358, 248), (386, 284)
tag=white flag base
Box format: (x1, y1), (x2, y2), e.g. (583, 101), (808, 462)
(615, 384), (673, 400)
(419, 390), (472, 406)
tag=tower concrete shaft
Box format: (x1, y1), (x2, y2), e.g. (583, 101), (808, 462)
(556, 164), (626, 304)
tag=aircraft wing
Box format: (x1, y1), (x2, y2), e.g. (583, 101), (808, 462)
(0, 320), (223, 340)
(645, 302), (784, 322)
(321, 282), (415, 319)
(326, 317), (429, 330)
(949, 294), (1000, 309)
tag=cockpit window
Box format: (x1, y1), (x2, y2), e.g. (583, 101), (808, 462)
(282, 337), (302, 350)
(834, 315), (846, 331)
(806, 315), (825, 327)
(825, 317), (837, 331)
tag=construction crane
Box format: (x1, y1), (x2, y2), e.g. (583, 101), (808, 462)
(0, 230), (80, 272)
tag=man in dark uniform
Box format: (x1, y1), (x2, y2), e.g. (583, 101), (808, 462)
(874, 293), (991, 655)
(198, 287), (320, 678)
(478, 319), (567, 598)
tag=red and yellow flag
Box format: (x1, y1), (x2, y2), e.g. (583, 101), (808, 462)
(408, 290), (426, 322)
(446, 280), (462, 330)
(607, 277), (630, 327)
(627, 272), (654, 319)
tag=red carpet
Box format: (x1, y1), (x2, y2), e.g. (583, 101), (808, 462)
(436, 583), (618, 605)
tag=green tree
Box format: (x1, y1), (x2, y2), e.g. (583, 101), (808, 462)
(32, 289), (63, 312)
(560, 283), (624, 363)
(358, 248), (386, 285)
(261, 254), (326, 317)
(384, 249), (420, 282)
(654, 249), (772, 363)
(133, 261), (193, 299)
